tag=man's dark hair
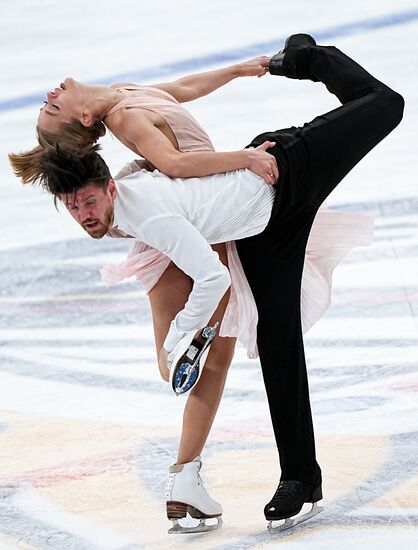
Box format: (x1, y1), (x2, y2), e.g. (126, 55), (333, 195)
(36, 144), (112, 203)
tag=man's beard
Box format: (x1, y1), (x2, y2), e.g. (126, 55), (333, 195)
(82, 205), (113, 239)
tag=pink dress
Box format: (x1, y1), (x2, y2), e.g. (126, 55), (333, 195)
(101, 86), (374, 358)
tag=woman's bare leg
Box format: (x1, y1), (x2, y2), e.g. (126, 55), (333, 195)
(177, 287), (235, 464)
(147, 243), (236, 464)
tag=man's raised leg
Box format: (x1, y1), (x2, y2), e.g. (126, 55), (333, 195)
(262, 35), (405, 207)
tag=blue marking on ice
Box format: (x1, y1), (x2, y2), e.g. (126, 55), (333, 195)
(1, 8), (418, 113)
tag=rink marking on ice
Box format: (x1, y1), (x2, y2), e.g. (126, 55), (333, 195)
(0, 291), (145, 305)
(1, 8), (418, 112)
(12, 487), (137, 549)
(1, 451), (136, 488)
(0, 287), (416, 308)
(0, 486), (99, 550)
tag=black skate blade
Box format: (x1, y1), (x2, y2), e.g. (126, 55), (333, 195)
(267, 502), (323, 533)
(168, 516), (223, 534)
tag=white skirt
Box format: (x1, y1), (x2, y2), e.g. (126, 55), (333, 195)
(101, 207), (374, 358)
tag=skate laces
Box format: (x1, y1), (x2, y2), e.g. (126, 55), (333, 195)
(166, 474), (175, 499)
(194, 458), (203, 485)
(272, 481), (303, 502)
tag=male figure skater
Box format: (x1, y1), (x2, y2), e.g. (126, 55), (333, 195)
(24, 35), (404, 529)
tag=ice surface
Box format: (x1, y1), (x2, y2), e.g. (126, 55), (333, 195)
(0, 1), (417, 548)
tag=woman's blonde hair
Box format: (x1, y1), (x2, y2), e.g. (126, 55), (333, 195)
(9, 118), (106, 184)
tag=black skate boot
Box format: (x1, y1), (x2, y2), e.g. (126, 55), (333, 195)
(264, 480), (323, 532)
(269, 34), (316, 79)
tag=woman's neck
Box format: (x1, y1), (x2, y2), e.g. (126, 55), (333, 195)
(84, 84), (122, 119)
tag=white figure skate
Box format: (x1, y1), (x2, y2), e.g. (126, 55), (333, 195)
(166, 456), (223, 534)
(168, 322), (219, 395)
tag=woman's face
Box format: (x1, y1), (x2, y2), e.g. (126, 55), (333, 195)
(38, 77), (86, 132)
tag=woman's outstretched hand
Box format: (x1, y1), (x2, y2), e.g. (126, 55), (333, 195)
(237, 56), (271, 77)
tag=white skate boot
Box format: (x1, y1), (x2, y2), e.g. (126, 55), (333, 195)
(166, 456), (223, 534)
(168, 323), (219, 396)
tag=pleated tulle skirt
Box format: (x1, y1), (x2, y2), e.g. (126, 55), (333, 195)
(101, 207), (374, 358)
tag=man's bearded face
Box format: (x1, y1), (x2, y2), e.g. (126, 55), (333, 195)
(61, 182), (115, 239)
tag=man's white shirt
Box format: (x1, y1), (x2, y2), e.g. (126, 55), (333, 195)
(112, 165), (275, 352)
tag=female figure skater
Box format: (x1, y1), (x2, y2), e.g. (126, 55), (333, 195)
(9, 56), (277, 533)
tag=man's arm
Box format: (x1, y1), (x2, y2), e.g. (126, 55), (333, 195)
(149, 56), (271, 103)
(137, 214), (231, 353)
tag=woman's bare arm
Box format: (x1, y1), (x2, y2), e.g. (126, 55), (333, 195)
(147, 56), (271, 102)
(117, 110), (278, 181)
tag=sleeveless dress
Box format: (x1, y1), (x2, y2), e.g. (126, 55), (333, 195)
(101, 85), (374, 358)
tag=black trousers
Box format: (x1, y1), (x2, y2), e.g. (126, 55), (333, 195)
(236, 45), (404, 485)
